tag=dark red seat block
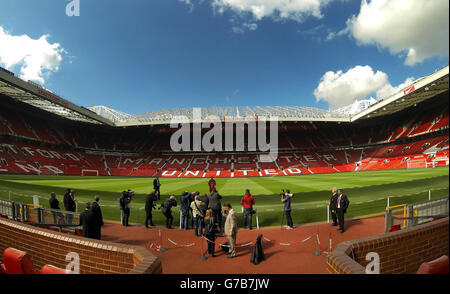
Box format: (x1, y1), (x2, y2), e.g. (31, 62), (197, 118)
(417, 255), (449, 274)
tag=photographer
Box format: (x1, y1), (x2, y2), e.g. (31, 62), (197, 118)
(204, 209), (217, 257)
(153, 177), (161, 200)
(240, 189), (255, 230)
(145, 191), (157, 228)
(180, 192), (191, 230)
(161, 195), (177, 229)
(190, 195), (206, 237)
(119, 190), (133, 227)
(281, 189), (294, 230)
(208, 188), (223, 232)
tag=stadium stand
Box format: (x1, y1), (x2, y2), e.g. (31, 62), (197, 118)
(0, 65), (448, 178)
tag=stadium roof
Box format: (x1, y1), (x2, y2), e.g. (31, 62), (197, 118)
(0, 67), (114, 126)
(0, 65), (448, 127)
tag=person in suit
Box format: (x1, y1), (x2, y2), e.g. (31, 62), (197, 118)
(336, 189), (350, 233)
(64, 189), (76, 225)
(204, 209), (217, 257)
(153, 177), (161, 200)
(161, 195), (177, 229)
(223, 203), (238, 258)
(145, 191), (157, 228)
(79, 202), (95, 239)
(91, 196), (104, 240)
(329, 187), (339, 227)
(209, 189), (223, 232)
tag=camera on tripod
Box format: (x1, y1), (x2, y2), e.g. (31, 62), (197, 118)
(119, 189), (134, 208)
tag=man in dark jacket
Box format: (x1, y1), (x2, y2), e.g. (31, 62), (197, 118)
(145, 191), (157, 228)
(79, 202), (95, 239)
(64, 189), (76, 225)
(91, 196), (104, 240)
(161, 195), (177, 229)
(200, 193), (209, 216)
(49, 192), (64, 224)
(329, 187), (338, 227)
(208, 189), (223, 231)
(180, 192), (191, 229)
(153, 177), (161, 200)
(63, 189), (71, 211)
(336, 189), (350, 233)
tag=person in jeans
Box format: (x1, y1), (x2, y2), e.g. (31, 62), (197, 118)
(281, 189), (294, 229)
(191, 195), (206, 236)
(240, 189), (255, 230)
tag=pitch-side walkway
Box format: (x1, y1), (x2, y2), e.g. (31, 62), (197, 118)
(101, 216), (384, 274)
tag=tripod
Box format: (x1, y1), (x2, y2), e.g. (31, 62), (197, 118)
(280, 210), (285, 228)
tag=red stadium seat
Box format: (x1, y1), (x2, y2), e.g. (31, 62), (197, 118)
(40, 265), (68, 274)
(2, 248), (36, 274)
(388, 224), (401, 232)
(75, 228), (83, 236)
(417, 255), (449, 274)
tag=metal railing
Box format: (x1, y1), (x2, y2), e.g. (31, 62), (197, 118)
(0, 199), (80, 231)
(407, 196), (449, 227)
(385, 196), (449, 232)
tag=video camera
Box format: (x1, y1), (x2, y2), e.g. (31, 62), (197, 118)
(122, 189), (134, 198)
(119, 190), (134, 208)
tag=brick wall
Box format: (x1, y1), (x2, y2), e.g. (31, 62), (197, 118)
(327, 217), (449, 274)
(0, 218), (162, 274)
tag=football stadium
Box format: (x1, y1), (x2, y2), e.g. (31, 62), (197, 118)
(0, 0), (448, 280)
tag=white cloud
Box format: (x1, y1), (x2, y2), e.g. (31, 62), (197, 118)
(375, 76), (415, 100)
(345, 0), (449, 66)
(0, 26), (64, 84)
(179, 0), (195, 11)
(212, 0), (333, 22)
(230, 16), (258, 33)
(179, 0), (340, 33)
(314, 65), (414, 109)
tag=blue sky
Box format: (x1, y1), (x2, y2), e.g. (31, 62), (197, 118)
(0, 0), (448, 114)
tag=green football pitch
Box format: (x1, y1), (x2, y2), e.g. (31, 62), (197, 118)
(0, 167), (448, 227)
